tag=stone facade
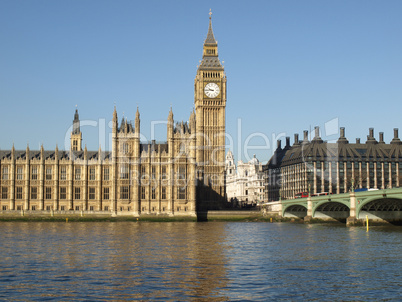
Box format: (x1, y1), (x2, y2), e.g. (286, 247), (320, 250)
(0, 13), (226, 216)
(264, 127), (402, 201)
(226, 151), (265, 206)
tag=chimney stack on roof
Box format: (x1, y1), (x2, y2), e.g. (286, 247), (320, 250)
(277, 139), (282, 149)
(303, 130), (309, 142)
(286, 137), (290, 148)
(379, 132), (384, 144)
(391, 128), (401, 144)
(356, 138), (361, 144)
(294, 133), (299, 145)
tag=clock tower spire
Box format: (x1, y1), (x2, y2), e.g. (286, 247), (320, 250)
(195, 10), (227, 208)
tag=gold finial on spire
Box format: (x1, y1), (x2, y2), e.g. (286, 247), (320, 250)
(209, 9), (212, 19)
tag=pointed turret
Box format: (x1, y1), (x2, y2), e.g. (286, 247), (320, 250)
(167, 107), (174, 139)
(71, 108), (82, 151)
(113, 106), (118, 133)
(135, 107), (140, 135)
(55, 144), (59, 160)
(189, 109), (195, 132)
(26, 144), (30, 161)
(40, 144), (44, 160)
(73, 109), (80, 134)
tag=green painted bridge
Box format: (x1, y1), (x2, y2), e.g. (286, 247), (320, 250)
(280, 187), (402, 225)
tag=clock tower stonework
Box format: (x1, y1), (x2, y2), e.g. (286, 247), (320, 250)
(194, 12), (227, 208)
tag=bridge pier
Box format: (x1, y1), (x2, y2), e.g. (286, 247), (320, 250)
(304, 195), (313, 223)
(346, 191), (358, 226)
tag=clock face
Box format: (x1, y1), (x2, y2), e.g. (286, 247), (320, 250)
(204, 83), (220, 98)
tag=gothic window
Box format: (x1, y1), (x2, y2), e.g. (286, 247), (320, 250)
(45, 187), (52, 199)
(103, 188), (109, 200)
(60, 187), (66, 200)
(151, 187), (156, 199)
(141, 187), (146, 200)
(31, 187), (37, 200)
(2, 187), (8, 199)
(46, 167), (52, 180)
(120, 164), (129, 179)
(16, 166), (23, 180)
(120, 186), (129, 199)
(2, 167), (8, 180)
(162, 187), (166, 199)
(60, 166), (67, 180)
(31, 167), (38, 180)
(89, 188), (95, 200)
(89, 168), (95, 180)
(179, 143), (185, 154)
(103, 167), (109, 181)
(75, 168), (81, 180)
(122, 142), (129, 154)
(16, 187), (23, 199)
(74, 187), (80, 200)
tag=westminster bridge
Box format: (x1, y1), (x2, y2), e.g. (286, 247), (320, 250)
(278, 187), (402, 225)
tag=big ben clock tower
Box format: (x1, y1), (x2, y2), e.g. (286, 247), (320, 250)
(195, 10), (227, 207)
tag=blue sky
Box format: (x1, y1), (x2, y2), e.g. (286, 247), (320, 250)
(1, 0), (401, 164)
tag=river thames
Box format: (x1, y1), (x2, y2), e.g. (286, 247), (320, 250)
(0, 221), (401, 301)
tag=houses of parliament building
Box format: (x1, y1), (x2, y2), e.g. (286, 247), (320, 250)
(0, 13), (227, 216)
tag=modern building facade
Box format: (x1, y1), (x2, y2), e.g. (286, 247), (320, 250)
(264, 127), (402, 201)
(0, 13), (226, 216)
(226, 151), (265, 206)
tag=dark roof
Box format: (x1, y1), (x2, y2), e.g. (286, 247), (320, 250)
(0, 150), (112, 161)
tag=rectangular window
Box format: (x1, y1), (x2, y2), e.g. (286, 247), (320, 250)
(162, 187), (166, 199)
(120, 164), (129, 179)
(46, 206), (51, 211)
(103, 167), (109, 180)
(60, 166), (67, 180)
(17, 166), (23, 180)
(16, 187), (23, 199)
(2, 187), (8, 199)
(31, 167), (38, 180)
(31, 187), (38, 200)
(177, 166), (186, 199)
(46, 167), (52, 180)
(75, 206), (80, 211)
(2, 167), (8, 180)
(45, 187), (52, 199)
(104, 206), (109, 211)
(89, 187), (95, 200)
(178, 187), (186, 200)
(89, 206), (94, 211)
(75, 187), (80, 200)
(60, 187), (66, 200)
(89, 168), (95, 180)
(141, 187), (145, 200)
(2, 206), (7, 210)
(75, 168), (81, 180)
(60, 206), (65, 211)
(162, 166), (167, 180)
(120, 186), (129, 199)
(32, 205), (36, 211)
(141, 166), (146, 175)
(103, 187), (109, 200)
(152, 166), (156, 179)
(151, 187), (156, 199)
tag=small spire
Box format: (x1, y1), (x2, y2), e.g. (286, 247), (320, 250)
(135, 106), (140, 120)
(205, 9), (217, 45)
(168, 107), (173, 121)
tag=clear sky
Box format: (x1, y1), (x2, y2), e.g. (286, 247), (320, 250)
(1, 0), (401, 164)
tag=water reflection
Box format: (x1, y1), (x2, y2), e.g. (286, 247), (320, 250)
(0, 222), (401, 301)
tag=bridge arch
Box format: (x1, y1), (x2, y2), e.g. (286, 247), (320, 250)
(282, 203), (307, 218)
(356, 196), (402, 221)
(313, 200), (350, 221)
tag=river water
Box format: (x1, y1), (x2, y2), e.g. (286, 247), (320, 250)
(0, 222), (401, 301)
